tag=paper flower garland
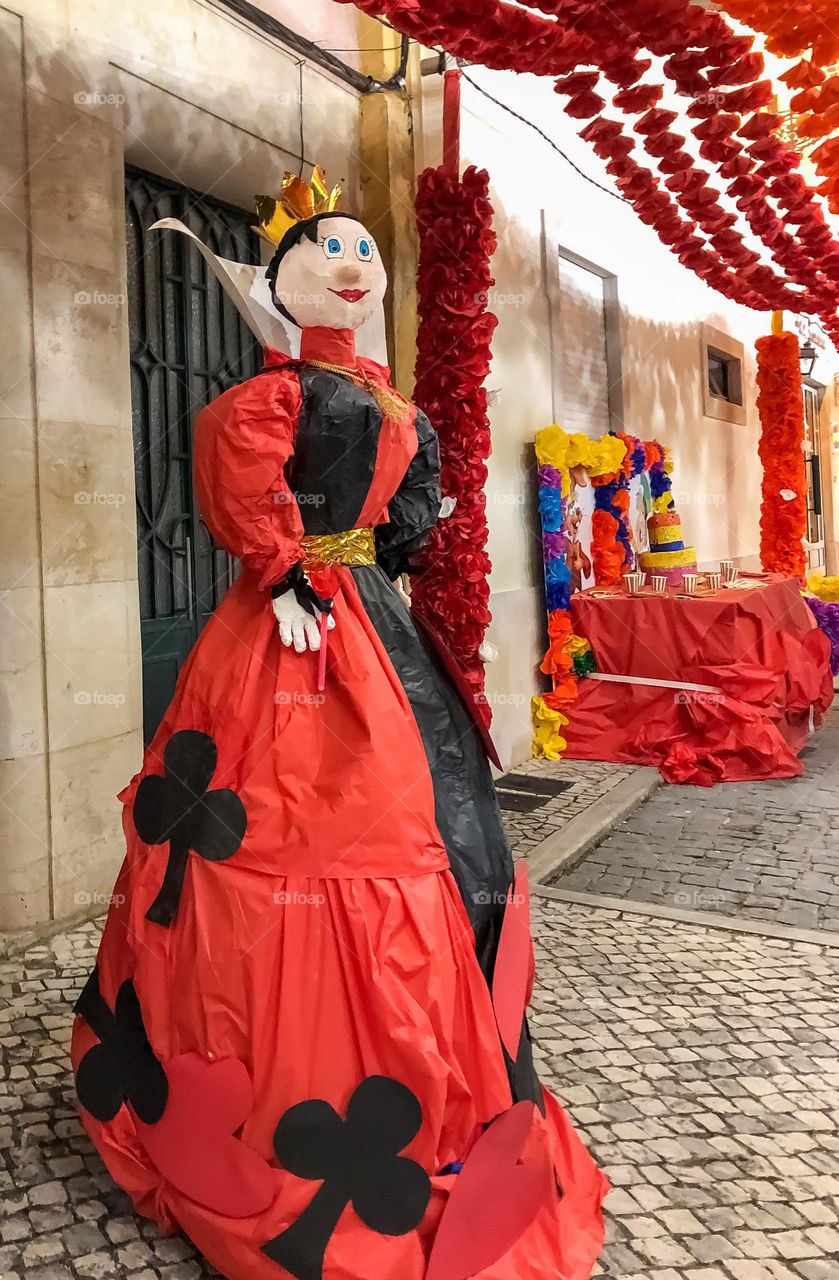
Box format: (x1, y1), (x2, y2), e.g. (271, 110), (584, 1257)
(531, 425), (678, 758)
(755, 325), (808, 578)
(531, 442), (597, 760)
(410, 165), (497, 722)
(338, 0), (839, 349)
(718, 2), (839, 217)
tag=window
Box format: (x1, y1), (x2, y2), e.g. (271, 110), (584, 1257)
(701, 324), (747, 425)
(707, 348), (742, 406)
(543, 225), (624, 435)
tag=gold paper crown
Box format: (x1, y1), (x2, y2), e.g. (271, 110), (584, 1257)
(253, 165), (342, 247)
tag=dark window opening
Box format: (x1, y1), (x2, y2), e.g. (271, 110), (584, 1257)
(706, 347), (743, 406)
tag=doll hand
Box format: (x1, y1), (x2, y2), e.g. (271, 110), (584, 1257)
(392, 575), (412, 607)
(272, 591), (336, 653)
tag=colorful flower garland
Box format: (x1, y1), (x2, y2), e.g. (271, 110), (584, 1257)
(532, 451), (594, 760)
(531, 426), (679, 758)
(756, 321), (808, 578)
(337, 0), (839, 349)
(410, 165), (497, 722)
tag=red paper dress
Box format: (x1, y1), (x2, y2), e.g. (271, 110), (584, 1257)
(71, 326), (607, 1280)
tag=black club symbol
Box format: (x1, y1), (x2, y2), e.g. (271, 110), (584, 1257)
(262, 1076), (431, 1280)
(74, 966), (168, 1124)
(133, 730), (247, 928)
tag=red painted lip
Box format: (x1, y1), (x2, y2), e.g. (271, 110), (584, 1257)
(328, 288), (369, 303)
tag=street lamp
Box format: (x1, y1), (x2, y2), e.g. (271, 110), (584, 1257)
(800, 339), (817, 379)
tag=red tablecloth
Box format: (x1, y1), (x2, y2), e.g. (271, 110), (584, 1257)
(565, 575), (834, 785)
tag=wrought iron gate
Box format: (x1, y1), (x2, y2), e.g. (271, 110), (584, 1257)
(125, 165), (261, 742)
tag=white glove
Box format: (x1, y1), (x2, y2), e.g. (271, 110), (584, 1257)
(272, 590), (336, 653)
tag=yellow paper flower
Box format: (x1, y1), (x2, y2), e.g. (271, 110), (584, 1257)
(535, 425), (628, 490)
(531, 695), (569, 760)
(564, 633), (591, 657)
(808, 574), (839, 602)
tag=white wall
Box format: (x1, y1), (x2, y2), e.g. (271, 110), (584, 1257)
(417, 66), (838, 767)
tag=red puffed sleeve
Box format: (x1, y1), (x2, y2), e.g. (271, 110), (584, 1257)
(193, 368), (303, 590)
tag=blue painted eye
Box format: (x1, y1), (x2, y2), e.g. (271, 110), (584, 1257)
(355, 237), (374, 262)
(322, 235), (344, 259)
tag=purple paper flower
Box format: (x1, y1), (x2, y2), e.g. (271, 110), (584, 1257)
(806, 596), (839, 675)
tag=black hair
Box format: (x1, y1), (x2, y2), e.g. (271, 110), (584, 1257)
(265, 210), (360, 326)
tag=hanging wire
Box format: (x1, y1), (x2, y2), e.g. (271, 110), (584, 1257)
(459, 70), (626, 203)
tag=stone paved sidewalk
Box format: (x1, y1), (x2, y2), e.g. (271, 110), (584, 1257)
(551, 706), (839, 934)
(3, 899), (839, 1279)
(500, 756), (641, 857)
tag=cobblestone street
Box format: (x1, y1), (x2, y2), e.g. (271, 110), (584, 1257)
(553, 706), (839, 936)
(501, 756), (640, 857)
(2, 894), (839, 1279)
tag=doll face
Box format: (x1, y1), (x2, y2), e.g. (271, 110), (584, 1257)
(272, 216), (387, 331)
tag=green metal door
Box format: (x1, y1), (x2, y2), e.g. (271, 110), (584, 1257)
(125, 166), (261, 743)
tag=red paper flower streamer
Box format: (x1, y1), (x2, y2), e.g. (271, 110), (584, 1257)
(410, 166), (497, 722)
(756, 330), (808, 579)
(336, 0), (839, 349)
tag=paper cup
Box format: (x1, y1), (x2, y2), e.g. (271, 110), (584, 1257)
(625, 572), (644, 593)
(720, 560), (735, 581)
(651, 574), (668, 593)
(682, 572), (699, 594)
(705, 571), (721, 591)
(726, 566), (740, 583)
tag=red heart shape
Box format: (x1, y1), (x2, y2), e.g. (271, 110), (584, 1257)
(135, 1053), (275, 1218)
(492, 862), (535, 1060)
(426, 1103), (552, 1280)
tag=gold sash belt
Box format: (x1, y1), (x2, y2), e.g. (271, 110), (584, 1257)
(302, 527), (376, 569)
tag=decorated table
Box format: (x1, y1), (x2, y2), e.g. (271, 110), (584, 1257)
(563, 574), (833, 785)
